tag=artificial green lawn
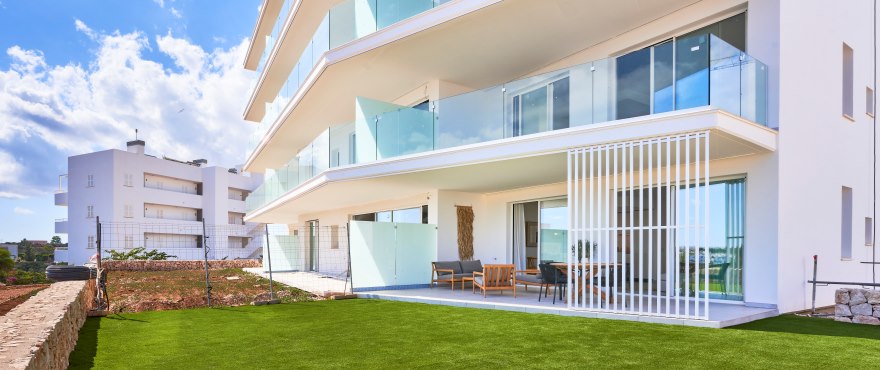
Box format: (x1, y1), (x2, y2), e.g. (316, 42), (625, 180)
(69, 300), (880, 369)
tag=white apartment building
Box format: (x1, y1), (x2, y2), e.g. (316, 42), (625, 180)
(55, 140), (264, 265)
(240, 0), (879, 325)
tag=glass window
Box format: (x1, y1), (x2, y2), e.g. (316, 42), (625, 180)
(392, 207), (422, 224)
(680, 13), (746, 51)
(842, 186), (853, 259)
(677, 178), (745, 301)
(539, 199), (568, 263)
(352, 213), (376, 222)
(376, 211), (392, 223)
(616, 47), (651, 119)
(551, 77), (570, 130)
(412, 100), (430, 111)
(518, 86), (548, 136)
(674, 33), (709, 110)
(843, 44), (854, 118)
(653, 41), (674, 113)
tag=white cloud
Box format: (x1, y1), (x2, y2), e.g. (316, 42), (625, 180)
(170, 7), (182, 18)
(6, 46), (46, 75)
(0, 20), (255, 199)
(13, 206), (34, 215)
(0, 151), (22, 185)
(153, 0), (164, 8)
(213, 36), (227, 44)
(74, 19), (97, 40)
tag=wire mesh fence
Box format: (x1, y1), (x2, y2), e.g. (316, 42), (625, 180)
(257, 224), (351, 297)
(92, 219), (352, 312)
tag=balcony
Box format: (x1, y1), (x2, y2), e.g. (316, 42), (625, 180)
(246, 34), (769, 214)
(54, 191), (68, 206)
(246, 0), (454, 157)
(254, 0), (295, 75)
(55, 219), (68, 234)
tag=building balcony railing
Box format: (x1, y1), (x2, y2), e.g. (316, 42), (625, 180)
(255, 0), (295, 75)
(246, 34), (768, 213)
(54, 191), (68, 206)
(247, 0), (454, 158)
(55, 219), (68, 234)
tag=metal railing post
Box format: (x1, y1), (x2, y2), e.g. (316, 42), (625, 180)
(264, 224), (275, 300)
(811, 255), (818, 315)
(202, 220), (212, 307)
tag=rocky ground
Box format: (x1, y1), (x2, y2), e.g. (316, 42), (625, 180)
(106, 268), (314, 313)
(0, 285), (49, 316)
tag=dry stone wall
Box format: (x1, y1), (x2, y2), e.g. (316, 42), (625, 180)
(103, 259), (261, 271)
(0, 281), (90, 369)
(834, 288), (880, 325)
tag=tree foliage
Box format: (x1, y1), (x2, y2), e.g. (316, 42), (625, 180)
(106, 247), (176, 261)
(0, 248), (13, 273)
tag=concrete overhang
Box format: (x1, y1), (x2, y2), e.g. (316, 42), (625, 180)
(245, 0), (344, 110)
(244, 0), (284, 71)
(244, 107), (777, 224)
(243, 0), (709, 173)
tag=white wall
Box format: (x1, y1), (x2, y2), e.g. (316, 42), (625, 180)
(62, 148), (263, 264)
(773, 0), (878, 312)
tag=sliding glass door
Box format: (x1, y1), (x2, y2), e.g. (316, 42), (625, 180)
(539, 199), (569, 263)
(677, 178), (745, 301)
(616, 39), (675, 119)
(508, 77), (570, 137)
(511, 198), (569, 268)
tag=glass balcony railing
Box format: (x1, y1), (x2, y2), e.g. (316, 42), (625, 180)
(256, 0), (295, 75)
(246, 33), (768, 212)
(247, 0), (453, 160)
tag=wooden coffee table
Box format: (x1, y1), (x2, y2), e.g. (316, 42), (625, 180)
(461, 276), (474, 290)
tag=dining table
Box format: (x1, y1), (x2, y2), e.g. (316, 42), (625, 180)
(550, 262), (624, 305)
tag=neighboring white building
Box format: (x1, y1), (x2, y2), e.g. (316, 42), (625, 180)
(55, 140), (264, 265)
(239, 0), (879, 323)
(0, 243), (17, 260)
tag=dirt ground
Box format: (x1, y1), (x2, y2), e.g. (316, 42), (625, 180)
(106, 268), (314, 313)
(0, 284), (49, 316)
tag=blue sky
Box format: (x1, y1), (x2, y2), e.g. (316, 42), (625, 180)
(0, 0), (260, 243)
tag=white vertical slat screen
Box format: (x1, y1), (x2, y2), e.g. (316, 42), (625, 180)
(566, 131), (710, 320)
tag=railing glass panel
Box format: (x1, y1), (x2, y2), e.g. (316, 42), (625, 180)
(250, 0), (447, 162)
(246, 34), (768, 213)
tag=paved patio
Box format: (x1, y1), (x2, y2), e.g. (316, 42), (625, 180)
(357, 284), (777, 328)
(244, 268), (350, 295)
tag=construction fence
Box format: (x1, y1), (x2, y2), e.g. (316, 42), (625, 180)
(93, 219), (353, 312)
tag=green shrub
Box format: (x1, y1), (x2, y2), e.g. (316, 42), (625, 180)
(1, 269), (51, 285)
(106, 247), (176, 261)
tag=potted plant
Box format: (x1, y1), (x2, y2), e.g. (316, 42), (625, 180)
(571, 240), (596, 262)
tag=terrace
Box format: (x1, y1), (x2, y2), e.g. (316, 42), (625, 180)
(245, 32), (768, 214)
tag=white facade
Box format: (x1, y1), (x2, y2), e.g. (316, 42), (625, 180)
(240, 0), (879, 317)
(55, 140), (264, 265)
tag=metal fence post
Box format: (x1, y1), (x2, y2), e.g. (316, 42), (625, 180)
(264, 224), (275, 300)
(202, 220), (212, 307)
(94, 216), (106, 311)
(346, 222), (353, 295)
(811, 255), (818, 315)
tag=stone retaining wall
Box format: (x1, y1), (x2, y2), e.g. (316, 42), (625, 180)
(103, 259), (261, 271)
(0, 281), (91, 369)
(834, 288), (880, 325)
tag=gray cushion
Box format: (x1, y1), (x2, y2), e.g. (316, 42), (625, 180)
(460, 260), (483, 274)
(433, 261), (462, 275)
(437, 273), (473, 281)
(517, 274), (543, 284)
(474, 276), (483, 286)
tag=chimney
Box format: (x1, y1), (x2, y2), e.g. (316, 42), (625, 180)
(127, 140), (145, 155)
